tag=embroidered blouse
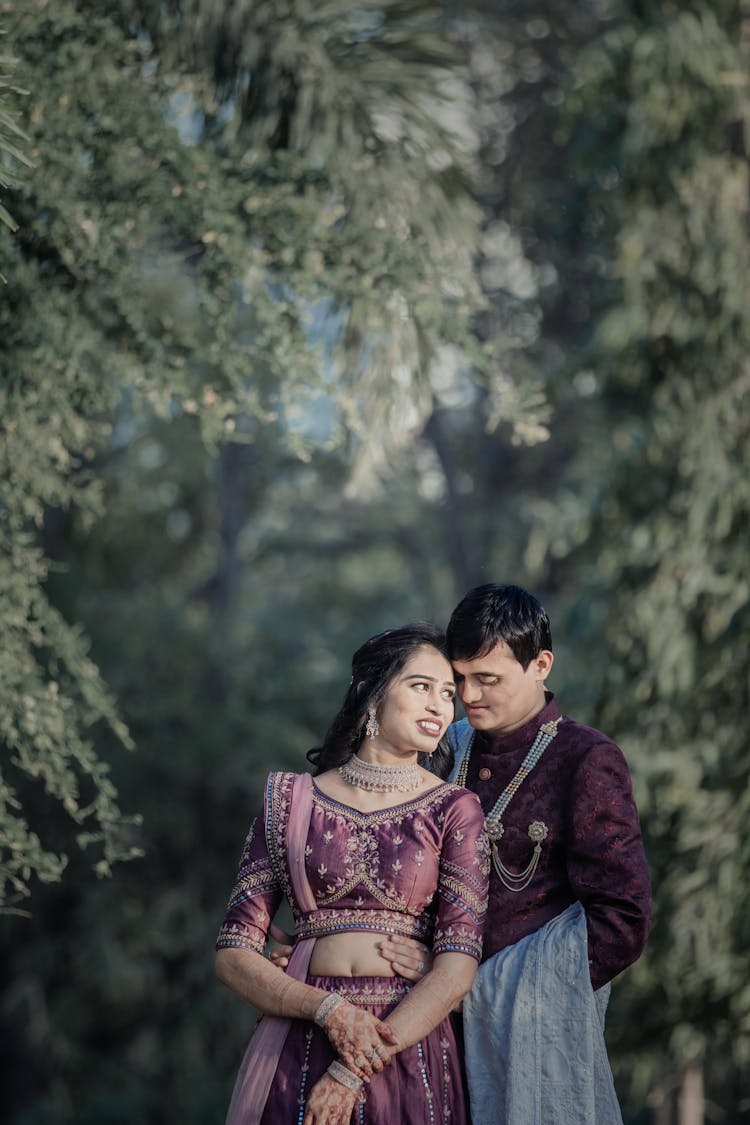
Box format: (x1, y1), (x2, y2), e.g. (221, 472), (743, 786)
(217, 771), (490, 961)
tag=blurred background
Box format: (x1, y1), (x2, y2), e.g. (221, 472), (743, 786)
(1, 0), (748, 1122)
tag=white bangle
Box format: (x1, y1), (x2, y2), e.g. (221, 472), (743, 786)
(314, 992), (345, 1028)
(327, 1059), (363, 1092)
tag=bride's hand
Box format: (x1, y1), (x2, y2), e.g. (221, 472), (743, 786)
(302, 1073), (359, 1125)
(324, 1003), (399, 1080)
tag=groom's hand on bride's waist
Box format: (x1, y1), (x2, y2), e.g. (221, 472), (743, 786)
(376, 936), (433, 981)
(268, 933), (294, 970)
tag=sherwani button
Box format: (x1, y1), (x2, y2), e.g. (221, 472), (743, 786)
(479, 767), (492, 781)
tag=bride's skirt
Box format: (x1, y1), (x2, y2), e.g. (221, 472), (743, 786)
(257, 975), (468, 1125)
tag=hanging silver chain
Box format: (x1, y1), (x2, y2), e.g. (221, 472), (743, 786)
(455, 718), (561, 891)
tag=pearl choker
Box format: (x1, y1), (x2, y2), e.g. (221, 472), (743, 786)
(338, 754), (422, 794)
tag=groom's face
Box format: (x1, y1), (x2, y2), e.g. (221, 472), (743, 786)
(451, 639), (551, 737)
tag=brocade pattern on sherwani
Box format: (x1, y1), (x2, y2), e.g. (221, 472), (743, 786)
(459, 693), (651, 988)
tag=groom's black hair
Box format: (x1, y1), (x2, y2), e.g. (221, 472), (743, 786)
(446, 583), (552, 670)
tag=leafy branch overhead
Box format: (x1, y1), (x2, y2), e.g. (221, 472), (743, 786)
(0, 30), (31, 233)
(2, 1), (749, 1121)
(0, 0), (502, 908)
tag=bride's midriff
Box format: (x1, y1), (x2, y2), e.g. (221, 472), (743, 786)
(308, 931), (397, 977)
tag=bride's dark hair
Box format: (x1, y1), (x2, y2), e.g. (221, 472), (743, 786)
(306, 622), (454, 779)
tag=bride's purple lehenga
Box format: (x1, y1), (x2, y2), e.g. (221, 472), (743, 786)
(217, 771), (489, 1124)
(260, 975), (462, 1125)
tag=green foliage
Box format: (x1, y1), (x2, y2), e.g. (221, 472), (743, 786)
(0, 0), (497, 911)
(570, 3), (750, 1098)
(478, 0), (750, 1110)
(2, 0), (749, 1121)
(0, 26), (30, 232)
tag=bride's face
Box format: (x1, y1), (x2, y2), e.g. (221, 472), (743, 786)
(369, 646), (456, 759)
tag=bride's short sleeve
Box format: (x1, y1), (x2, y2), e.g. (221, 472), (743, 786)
(433, 790), (490, 960)
(215, 814), (283, 954)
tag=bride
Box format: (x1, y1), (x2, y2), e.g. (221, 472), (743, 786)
(215, 622), (489, 1125)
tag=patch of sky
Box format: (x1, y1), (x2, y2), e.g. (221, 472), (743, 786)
(343, 9), (385, 42)
(429, 344), (477, 410)
(277, 387), (338, 445)
(260, 283), (345, 383)
(306, 296), (347, 381)
(166, 89), (204, 146)
(273, 295), (348, 443)
(111, 386), (147, 450)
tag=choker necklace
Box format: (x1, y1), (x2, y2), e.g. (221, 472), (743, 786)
(454, 717), (561, 892)
(339, 754), (422, 794)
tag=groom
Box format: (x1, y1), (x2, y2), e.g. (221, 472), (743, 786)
(380, 583), (651, 1123)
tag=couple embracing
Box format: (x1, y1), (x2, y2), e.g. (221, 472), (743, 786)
(215, 584), (651, 1124)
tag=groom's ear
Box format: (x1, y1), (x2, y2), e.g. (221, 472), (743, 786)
(534, 650), (554, 680)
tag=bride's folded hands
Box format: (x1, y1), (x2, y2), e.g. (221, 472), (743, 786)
(323, 1000), (398, 1080)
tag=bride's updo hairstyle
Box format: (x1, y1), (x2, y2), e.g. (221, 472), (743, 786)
(306, 622), (454, 779)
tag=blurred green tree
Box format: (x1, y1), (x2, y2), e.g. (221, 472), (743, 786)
(0, 26), (29, 233)
(0, 0), (504, 911)
(450, 1), (750, 1116)
(560, 6), (750, 1116)
(3, 0), (749, 1122)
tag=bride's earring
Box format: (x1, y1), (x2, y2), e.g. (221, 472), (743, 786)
(365, 707), (379, 738)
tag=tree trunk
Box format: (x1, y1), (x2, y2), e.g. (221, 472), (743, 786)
(423, 406), (476, 595)
(677, 1063), (704, 1125)
(650, 1082), (672, 1125)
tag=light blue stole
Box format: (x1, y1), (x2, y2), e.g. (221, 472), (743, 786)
(446, 717), (474, 784)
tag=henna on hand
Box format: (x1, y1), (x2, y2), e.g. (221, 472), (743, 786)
(302, 1073), (360, 1125)
(324, 1003), (399, 1079)
(215, 948), (328, 1022)
(274, 972), (307, 1018)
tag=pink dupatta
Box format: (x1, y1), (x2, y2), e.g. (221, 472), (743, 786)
(225, 772), (317, 1125)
